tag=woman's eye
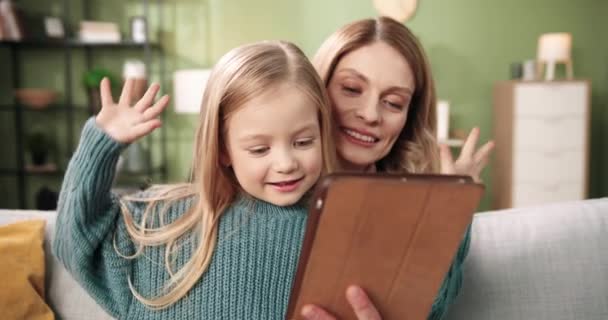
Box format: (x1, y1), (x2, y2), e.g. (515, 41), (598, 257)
(294, 138), (315, 148)
(248, 147), (269, 155)
(342, 85), (361, 95)
(384, 99), (405, 110)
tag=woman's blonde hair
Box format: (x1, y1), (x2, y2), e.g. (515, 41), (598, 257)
(118, 40), (337, 309)
(314, 16), (439, 173)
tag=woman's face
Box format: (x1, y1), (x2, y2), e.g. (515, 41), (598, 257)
(327, 41), (415, 171)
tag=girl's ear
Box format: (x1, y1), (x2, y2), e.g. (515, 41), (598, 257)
(219, 147), (231, 167)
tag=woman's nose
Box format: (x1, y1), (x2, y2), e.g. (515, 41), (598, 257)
(354, 97), (381, 125)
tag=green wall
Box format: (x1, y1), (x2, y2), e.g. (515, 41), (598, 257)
(2, 0), (606, 210)
(163, 0), (608, 210)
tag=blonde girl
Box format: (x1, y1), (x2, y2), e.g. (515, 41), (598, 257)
(53, 40), (337, 319)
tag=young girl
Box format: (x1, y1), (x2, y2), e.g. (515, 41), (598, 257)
(53, 40), (337, 319)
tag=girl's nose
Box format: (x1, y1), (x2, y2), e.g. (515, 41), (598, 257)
(273, 150), (298, 174)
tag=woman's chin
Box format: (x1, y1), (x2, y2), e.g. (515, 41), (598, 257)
(338, 152), (379, 172)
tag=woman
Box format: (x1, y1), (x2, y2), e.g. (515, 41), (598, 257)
(299, 17), (494, 320)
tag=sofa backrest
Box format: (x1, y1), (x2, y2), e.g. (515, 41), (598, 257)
(2, 198), (607, 320)
(446, 198), (608, 320)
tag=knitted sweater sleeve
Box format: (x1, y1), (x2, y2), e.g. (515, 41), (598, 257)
(428, 225), (472, 320)
(52, 117), (135, 318)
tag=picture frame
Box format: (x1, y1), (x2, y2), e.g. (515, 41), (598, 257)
(44, 16), (64, 38)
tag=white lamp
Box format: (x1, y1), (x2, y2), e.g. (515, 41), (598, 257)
(536, 32), (573, 81)
(173, 69), (212, 114)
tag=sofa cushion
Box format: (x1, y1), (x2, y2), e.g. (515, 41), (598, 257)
(446, 198), (608, 320)
(0, 210), (114, 320)
(0, 219), (54, 320)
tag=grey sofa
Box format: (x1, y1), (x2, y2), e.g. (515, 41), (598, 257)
(1, 198), (607, 320)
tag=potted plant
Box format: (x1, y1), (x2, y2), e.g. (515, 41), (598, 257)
(83, 68), (119, 114)
(26, 132), (54, 166)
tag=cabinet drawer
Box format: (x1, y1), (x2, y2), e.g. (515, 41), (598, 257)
(515, 83), (587, 117)
(514, 116), (586, 151)
(513, 150), (585, 183)
(512, 181), (585, 208)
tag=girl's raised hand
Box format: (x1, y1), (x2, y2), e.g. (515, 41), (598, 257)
(95, 77), (170, 144)
(439, 127), (495, 182)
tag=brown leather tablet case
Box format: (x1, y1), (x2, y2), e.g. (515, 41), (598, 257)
(286, 173), (484, 320)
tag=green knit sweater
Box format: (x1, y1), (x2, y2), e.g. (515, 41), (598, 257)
(52, 118), (470, 319)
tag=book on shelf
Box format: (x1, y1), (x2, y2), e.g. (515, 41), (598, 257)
(78, 21), (121, 43)
(0, 10), (5, 39)
(0, 0), (24, 41)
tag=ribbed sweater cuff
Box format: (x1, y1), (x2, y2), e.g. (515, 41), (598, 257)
(69, 117), (127, 190)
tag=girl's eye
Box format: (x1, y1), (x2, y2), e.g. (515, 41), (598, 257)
(248, 147), (269, 155)
(294, 138), (315, 148)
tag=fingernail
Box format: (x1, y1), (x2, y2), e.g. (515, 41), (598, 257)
(301, 305), (315, 318)
(347, 286), (362, 300)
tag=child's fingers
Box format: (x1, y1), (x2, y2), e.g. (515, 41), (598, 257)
(143, 95), (170, 120)
(135, 83), (161, 112)
(118, 78), (134, 106)
(132, 119), (161, 140)
(99, 78), (114, 108)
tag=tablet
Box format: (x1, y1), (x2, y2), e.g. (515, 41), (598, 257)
(286, 173), (484, 319)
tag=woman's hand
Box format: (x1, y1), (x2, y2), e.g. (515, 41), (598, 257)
(95, 77), (170, 144)
(439, 127), (495, 182)
(301, 286), (381, 320)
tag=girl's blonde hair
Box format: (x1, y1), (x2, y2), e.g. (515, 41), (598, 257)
(118, 40), (337, 309)
(314, 16), (440, 173)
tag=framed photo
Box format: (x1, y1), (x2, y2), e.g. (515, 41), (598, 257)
(44, 16), (64, 38)
(129, 16), (147, 43)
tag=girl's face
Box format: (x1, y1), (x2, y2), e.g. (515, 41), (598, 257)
(224, 84), (323, 206)
(327, 41), (415, 171)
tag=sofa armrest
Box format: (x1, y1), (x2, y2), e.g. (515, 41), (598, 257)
(446, 198), (608, 320)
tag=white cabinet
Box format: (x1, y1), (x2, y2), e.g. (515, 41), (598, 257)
(492, 81), (590, 209)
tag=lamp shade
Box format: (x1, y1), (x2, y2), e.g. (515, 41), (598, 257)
(172, 69), (212, 114)
(537, 33), (572, 62)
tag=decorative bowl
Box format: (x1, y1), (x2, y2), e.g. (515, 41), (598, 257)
(15, 88), (58, 109)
